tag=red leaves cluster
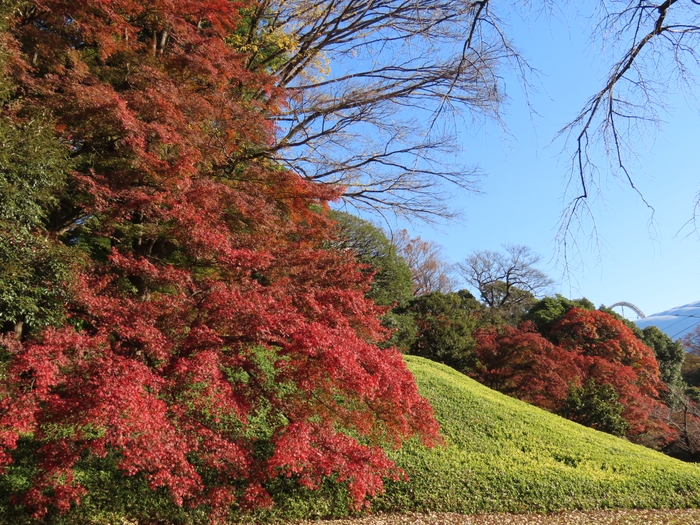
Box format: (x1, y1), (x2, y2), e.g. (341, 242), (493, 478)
(0, 0), (440, 520)
(473, 322), (577, 411)
(474, 309), (670, 438)
(552, 309), (666, 436)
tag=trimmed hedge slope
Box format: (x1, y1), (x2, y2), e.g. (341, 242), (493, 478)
(374, 356), (700, 514)
(6, 356), (700, 524)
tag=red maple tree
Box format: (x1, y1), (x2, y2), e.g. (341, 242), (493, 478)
(550, 308), (665, 434)
(473, 322), (578, 411)
(554, 309), (675, 441)
(0, 0), (440, 520)
(473, 309), (671, 440)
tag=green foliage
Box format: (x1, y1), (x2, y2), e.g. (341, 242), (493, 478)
(330, 211), (413, 307)
(380, 309), (418, 352)
(639, 326), (686, 388)
(0, 230), (76, 336)
(481, 281), (536, 324)
(0, 449), (211, 525)
(400, 290), (481, 371)
(330, 212), (416, 349)
(374, 357), (700, 515)
(0, 114), (77, 336)
(0, 114), (73, 228)
(524, 295), (595, 335)
(559, 379), (631, 437)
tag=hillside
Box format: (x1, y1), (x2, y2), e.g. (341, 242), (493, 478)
(372, 356), (700, 514)
(17, 356), (700, 524)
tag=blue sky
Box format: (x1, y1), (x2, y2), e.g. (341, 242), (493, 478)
(394, 3), (700, 318)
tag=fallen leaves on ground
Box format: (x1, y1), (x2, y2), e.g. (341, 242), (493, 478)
(293, 509), (700, 525)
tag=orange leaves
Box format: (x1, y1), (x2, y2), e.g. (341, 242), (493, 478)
(552, 308), (664, 399)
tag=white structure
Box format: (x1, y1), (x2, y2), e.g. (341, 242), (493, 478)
(610, 301), (645, 319)
(634, 300), (700, 342)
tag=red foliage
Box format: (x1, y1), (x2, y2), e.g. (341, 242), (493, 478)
(550, 308), (670, 438)
(474, 322), (579, 411)
(0, 0), (440, 519)
(552, 309), (662, 396)
(474, 310), (671, 440)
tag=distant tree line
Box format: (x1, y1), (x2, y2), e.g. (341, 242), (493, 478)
(335, 212), (700, 460)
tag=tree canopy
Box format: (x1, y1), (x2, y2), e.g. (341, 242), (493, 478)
(523, 295), (596, 335)
(329, 211), (413, 308)
(458, 244), (554, 319)
(0, 114), (77, 339)
(400, 290), (481, 370)
(470, 307), (671, 442)
(0, 1), (439, 521)
(639, 326), (686, 389)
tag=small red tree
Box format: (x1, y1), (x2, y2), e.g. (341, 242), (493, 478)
(473, 322), (579, 411)
(0, 0), (440, 520)
(551, 308), (670, 438)
(472, 309), (672, 442)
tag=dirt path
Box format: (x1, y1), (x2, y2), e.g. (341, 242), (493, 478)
(292, 509), (700, 525)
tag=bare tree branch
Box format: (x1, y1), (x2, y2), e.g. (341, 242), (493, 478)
(558, 0), (700, 256)
(228, 0), (522, 221)
(393, 229), (456, 295)
(457, 244), (554, 311)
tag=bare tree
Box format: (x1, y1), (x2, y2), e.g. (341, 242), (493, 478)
(224, 0), (700, 232)
(230, 0), (525, 221)
(457, 244), (554, 311)
(558, 0), (700, 247)
(654, 382), (700, 460)
(393, 229), (455, 296)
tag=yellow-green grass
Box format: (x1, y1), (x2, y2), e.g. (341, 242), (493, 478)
(372, 356), (700, 515)
(6, 356), (700, 524)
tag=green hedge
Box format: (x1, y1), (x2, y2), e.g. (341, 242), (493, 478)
(374, 356), (700, 514)
(4, 356), (700, 523)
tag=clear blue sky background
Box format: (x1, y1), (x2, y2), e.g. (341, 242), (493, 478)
(391, 3), (700, 318)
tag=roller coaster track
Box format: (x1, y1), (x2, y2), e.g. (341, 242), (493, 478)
(609, 302), (645, 319)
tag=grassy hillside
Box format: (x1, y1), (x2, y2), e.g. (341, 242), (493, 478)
(372, 356), (700, 514)
(7, 356), (700, 524)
